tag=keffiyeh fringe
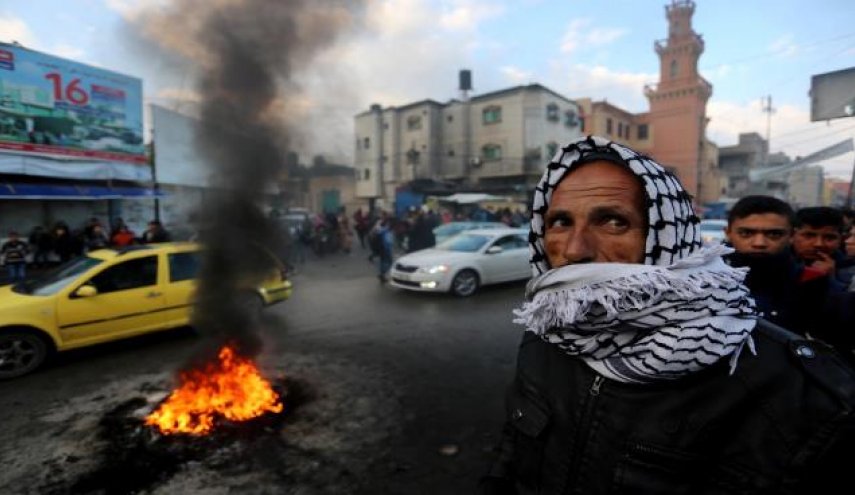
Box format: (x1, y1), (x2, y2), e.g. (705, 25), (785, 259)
(513, 246), (759, 383)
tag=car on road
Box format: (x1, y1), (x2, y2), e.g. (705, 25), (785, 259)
(700, 219), (728, 246)
(432, 221), (508, 245)
(0, 242), (292, 379)
(390, 228), (530, 297)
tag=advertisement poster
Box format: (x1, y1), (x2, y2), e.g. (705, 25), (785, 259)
(0, 42), (144, 164)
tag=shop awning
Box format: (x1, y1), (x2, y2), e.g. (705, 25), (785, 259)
(0, 183), (165, 200)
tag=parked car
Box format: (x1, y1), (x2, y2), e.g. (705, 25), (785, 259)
(390, 228), (530, 297)
(432, 221), (508, 245)
(700, 219), (728, 246)
(0, 242), (292, 379)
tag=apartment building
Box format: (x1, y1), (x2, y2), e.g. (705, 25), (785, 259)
(354, 84), (583, 208)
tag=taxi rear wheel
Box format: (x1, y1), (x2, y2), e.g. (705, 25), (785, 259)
(0, 332), (49, 379)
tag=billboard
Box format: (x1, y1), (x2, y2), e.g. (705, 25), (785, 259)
(810, 67), (855, 122)
(0, 43), (144, 163)
(151, 104), (212, 187)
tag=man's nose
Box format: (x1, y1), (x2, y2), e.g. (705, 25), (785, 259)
(563, 230), (595, 264)
(750, 233), (769, 248)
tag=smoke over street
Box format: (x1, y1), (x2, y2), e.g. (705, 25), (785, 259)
(128, 0), (365, 356)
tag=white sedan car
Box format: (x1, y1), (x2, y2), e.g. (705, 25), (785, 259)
(389, 228), (531, 296)
(700, 219), (728, 246)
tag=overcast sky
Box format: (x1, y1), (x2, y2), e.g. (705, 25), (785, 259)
(3, 0), (855, 178)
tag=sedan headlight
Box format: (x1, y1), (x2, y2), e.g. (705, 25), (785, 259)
(419, 264), (450, 274)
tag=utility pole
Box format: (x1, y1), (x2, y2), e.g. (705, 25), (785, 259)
(761, 95), (775, 164)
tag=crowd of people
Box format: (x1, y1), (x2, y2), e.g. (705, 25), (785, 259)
(723, 197), (855, 362)
(1, 217), (171, 282)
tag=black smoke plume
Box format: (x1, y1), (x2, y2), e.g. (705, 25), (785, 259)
(129, 0), (363, 358)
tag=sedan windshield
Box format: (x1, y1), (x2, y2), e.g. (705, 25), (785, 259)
(700, 222), (726, 232)
(433, 223), (469, 236)
(13, 257), (104, 296)
(437, 233), (490, 252)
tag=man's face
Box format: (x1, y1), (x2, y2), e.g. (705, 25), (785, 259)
(793, 224), (842, 262)
(725, 213), (791, 255)
(845, 226), (855, 258)
(544, 161), (646, 267)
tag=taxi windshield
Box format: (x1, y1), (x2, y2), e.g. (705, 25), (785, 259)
(13, 257), (104, 296)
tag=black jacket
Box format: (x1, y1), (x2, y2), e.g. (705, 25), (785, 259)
(482, 320), (855, 494)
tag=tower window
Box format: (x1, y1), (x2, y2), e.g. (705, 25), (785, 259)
(670, 59), (678, 79)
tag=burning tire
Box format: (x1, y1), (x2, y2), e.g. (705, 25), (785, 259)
(0, 330), (49, 379)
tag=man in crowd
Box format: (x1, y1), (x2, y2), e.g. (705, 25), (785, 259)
(723, 196), (825, 335)
(141, 220), (171, 244)
(482, 136), (855, 494)
(1, 231), (29, 282)
(792, 206), (849, 289)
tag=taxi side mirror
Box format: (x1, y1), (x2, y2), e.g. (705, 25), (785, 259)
(74, 285), (98, 298)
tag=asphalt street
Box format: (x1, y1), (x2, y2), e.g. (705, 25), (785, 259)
(0, 247), (527, 494)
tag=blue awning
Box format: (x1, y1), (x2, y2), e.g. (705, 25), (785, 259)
(0, 183), (165, 200)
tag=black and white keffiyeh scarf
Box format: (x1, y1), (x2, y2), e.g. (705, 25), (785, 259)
(514, 136), (758, 384)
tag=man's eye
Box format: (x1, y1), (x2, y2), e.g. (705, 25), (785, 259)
(548, 217), (570, 228)
(601, 216), (629, 230)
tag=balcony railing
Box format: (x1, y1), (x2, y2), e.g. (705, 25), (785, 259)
(644, 76), (712, 98)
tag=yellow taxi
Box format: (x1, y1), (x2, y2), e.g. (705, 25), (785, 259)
(0, 242), (292, 378)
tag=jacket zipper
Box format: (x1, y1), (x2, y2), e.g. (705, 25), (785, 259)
(566, 375), (605, 494)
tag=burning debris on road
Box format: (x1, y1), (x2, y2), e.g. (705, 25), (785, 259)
(145, 345), (284, 436)
(1, 352), (401, 495)
(67, 374), (299, 495)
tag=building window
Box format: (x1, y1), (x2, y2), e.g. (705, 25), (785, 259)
(383, 122), (389, 130)
(364, 169), (370, 180)
(482, 144), (502, 161)
(638, 124), (649, 140)
(482, 105), (502, 125)
(547, 141), (559, 158)
(407, 115), (422, 131)
(546, 103), (560, 122)
(670, 59), (678, 79)
(447, 115), (453, 123)
(624, 124), (631, 139)
(448, 148), (455, 157)
(564, 110), (578, 128)
(606, 118), (613, 135)
(617, 122), (623, 138)
(363, 137), (370, 149)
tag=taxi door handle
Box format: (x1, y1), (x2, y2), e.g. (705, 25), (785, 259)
(146, 291), (163, 298)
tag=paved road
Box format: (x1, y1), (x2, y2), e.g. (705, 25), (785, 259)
(0, 248), (527, 494)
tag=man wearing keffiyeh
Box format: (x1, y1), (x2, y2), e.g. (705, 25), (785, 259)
(481, 136), (855, 495)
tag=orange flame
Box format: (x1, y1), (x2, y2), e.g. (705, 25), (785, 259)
(145, 345), (283, 435)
